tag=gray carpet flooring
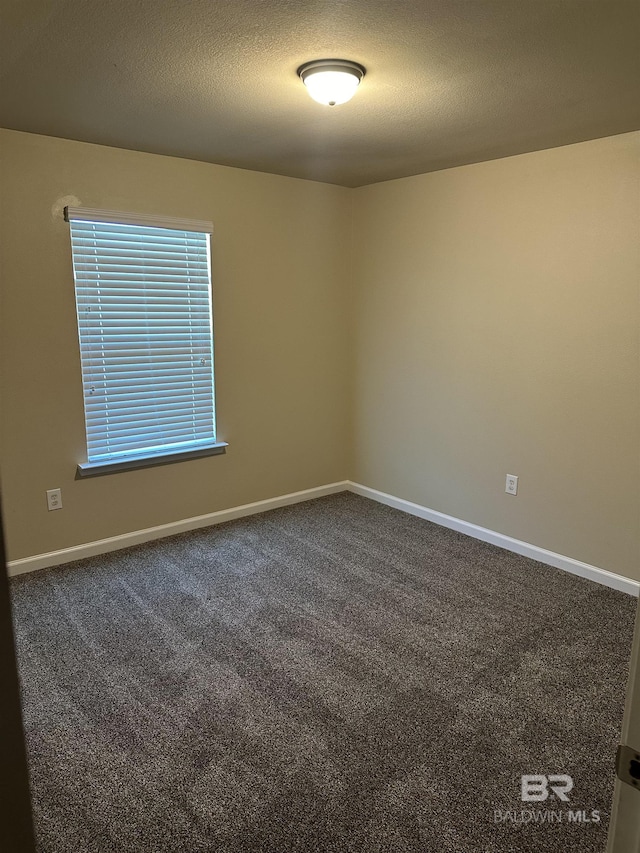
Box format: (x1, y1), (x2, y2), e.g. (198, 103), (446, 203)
(10, 492), (636, 853)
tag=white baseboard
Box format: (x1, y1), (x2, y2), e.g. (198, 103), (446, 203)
(347, 481), (640, 597)
(9, 478), (638, 597)
(7, 481), (350, 577)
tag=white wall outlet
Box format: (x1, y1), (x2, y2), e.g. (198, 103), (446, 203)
(46, 488), (62, 511)
(505, 474), (518, 496)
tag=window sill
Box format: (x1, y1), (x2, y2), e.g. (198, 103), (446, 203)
(76, 442), (228, 478)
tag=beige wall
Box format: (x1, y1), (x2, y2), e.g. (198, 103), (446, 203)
(352, 132), (640, 581)
(1, 129), (638, 582)
(0, 129), (352, 561)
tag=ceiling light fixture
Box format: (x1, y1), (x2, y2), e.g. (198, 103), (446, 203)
(298, 59), (365, 106)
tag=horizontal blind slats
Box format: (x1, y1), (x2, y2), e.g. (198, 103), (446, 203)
(78, 344), (210, 356)
(91, 416), (211, 441)
(78, 331), (210, 344)
(81, 370), (213, 385)
(74, 274), (210, 286)
(72, 238), (207, 253)
(84, 393), (214, 411)
(88, 438), (215, 462)
(80, 365), (213, 379)
(69, 216), (216, 462)
(76, 291), (211, 300)
(87, 428), (214, 453)
(87, 411), (214, 432)
(84, 391), (214, 408)
(78, 322), (212, 333)
(66, 211), (213, 234)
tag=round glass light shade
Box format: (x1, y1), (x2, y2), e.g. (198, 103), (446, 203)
(298, 60), (365, 106)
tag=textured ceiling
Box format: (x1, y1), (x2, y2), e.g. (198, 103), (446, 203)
(1, 0), (639, 187)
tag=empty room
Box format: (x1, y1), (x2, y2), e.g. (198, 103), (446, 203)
(1, 1), (639, 852)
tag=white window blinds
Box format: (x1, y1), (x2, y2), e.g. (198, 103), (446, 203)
(66, 209), (217, 467)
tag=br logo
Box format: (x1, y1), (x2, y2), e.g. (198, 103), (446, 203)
(521, 774), (574, 802)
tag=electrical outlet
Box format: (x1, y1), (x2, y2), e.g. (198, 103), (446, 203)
(505, 474), (518, 496)
(46, 488), (62, 511)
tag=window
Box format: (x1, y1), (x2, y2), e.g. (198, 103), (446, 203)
(65, 207), (225, 476)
